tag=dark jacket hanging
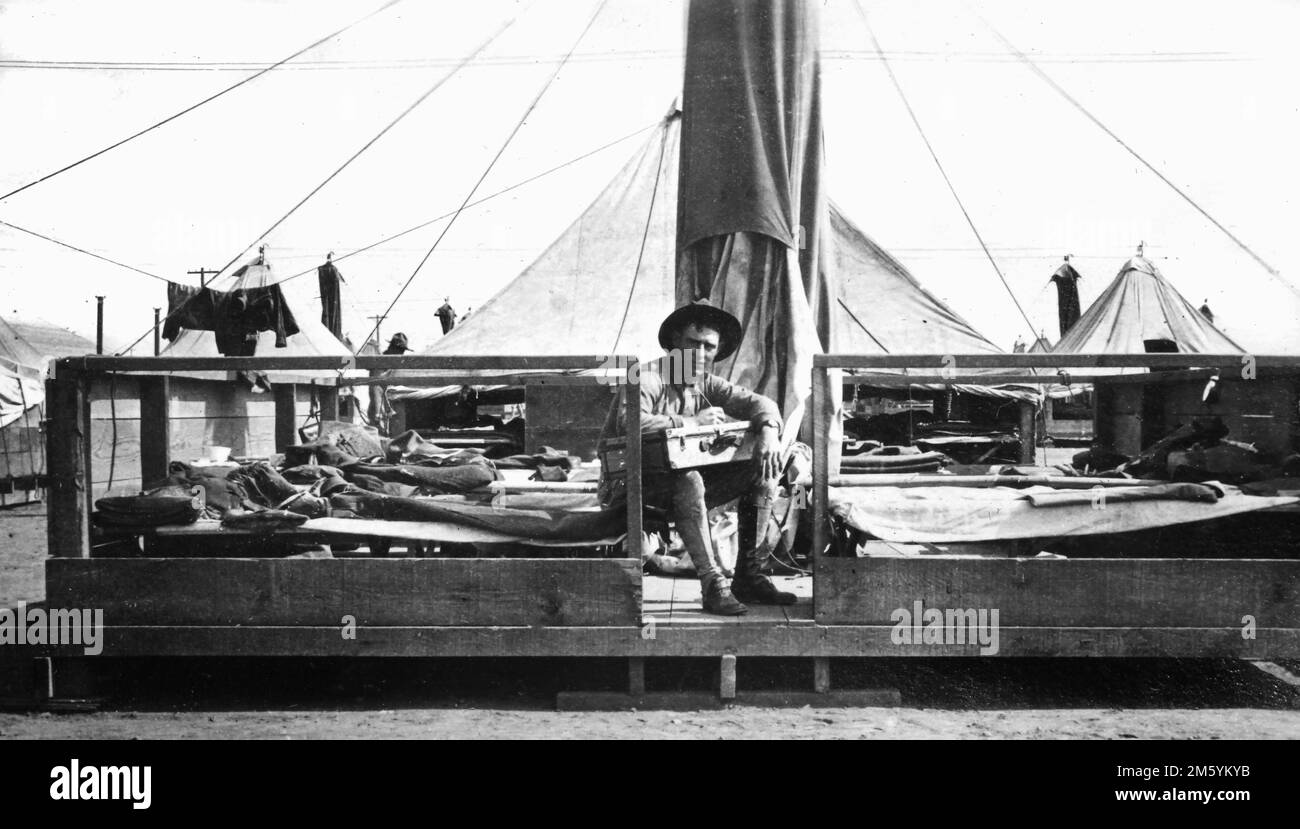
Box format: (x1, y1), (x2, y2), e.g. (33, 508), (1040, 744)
(318, 260), (344, 339)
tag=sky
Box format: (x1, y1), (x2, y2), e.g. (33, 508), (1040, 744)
(1, 0), (1298, 355)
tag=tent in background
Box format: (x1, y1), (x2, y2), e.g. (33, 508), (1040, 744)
(1052, 252), (1243, 357)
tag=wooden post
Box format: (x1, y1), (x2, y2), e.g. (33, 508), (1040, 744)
(318, 385), (340, 422)
(812, 363), (830, 559)
(624, 360), (642, 557)
(719, 653), (737, 700)
(274, 383), (299, 451)
(813, 657), (831, 694)
(1018, 400), (1037, 464)
(139, 376), (171, 486)
(45, 372), (91, 558)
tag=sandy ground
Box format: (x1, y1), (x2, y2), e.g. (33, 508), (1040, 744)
(4, 502), (1300, 739)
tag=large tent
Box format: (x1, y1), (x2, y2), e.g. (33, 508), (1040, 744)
(409, 110), (1002, 370)
(1052, 253), (1243, 356)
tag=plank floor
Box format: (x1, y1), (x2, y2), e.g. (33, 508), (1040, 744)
(643, 574), (813, 625)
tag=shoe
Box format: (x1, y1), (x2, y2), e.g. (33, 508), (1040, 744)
(702, 581), (749, 616)
(731, 574), (796, 606)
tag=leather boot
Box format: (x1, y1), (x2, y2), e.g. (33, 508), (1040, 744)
(731, 498), (796, 606)
(701, 576), (748, 616)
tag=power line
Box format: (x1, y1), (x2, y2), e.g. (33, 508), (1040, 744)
(113, 5), (529, 358)
(273, 120), (658, 287)
(0, 0), (405, 204)
(0, 219), (170, 283)
(205, 6), (527, 287)
(968, 3), (1297, 298)
(853, 0), (1039, 339)
(359, 0), (610, 352)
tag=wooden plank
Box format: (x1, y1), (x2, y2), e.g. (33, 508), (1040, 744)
(274, 384), (298, 451)
(827, 474), (1165, 488)
(812, 365), (830, 561)
(814, 557), (1300, 627)
(815, 354), (1300, 370)
(45, 375), (90, 558)
(139, 375), (170, 486)
(813, 656), (831, 693)
(46, 624), (1300, 659)
(59, 354), (629, 374)
(625, 364), (642, 561)
(719, 653), (736, 699)
(46, 558), (644, 627)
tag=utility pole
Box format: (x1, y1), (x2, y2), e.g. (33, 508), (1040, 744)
(187, 267), (220, 288)
(368, 315), (386, 352)
(153, 308), (162, 356)
(95, 296), (105, 354)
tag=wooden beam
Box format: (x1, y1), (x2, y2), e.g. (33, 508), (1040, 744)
(816, 353), (1300, 370)
(813, 557), (1300, 627)
(317, 384), (339, 422)
(719, 653), (737, 699)
(625, 362), (642, 562)
(274, 383), (298, 451)
(45, 374), (90, 558)
(827, 474), (1165, 489)
(1018, 400), (1037, 464)
(46, 558), (644, 627)
(813, 656), (831, 694)
(57, 354), (630, 374)
(812, 364), (830, 561)
(36, 623), (1300, 659)
(138, 375), (171, 486)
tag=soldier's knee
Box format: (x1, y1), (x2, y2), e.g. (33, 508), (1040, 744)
(675, 470), (706, 500)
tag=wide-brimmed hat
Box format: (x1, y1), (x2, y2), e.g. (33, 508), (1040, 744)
(386, 332), (413, 352)
(657, 299), (741, 361)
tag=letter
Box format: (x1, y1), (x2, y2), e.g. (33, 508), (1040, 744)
(133, 767), (151, 810)
(1241, 354), (1256, 381)
(70, 758), (79, 799)
(50, 765), (70, 800)
(979, 609), (1000, 656)
(340, 614), (356, 640)
(625, 359), (641, 386)
(0, 607), (13, 646)
(890, 607), (910, 645)
(913, 600), (924, 643)
(25, 606), (46, 646)
(49, 608), (77, 647)
(1241, 614), (1256, 640)
(946, 608), (976, 645)
(83, 609), (103, 656)
(101, 766), (129, 801)
(17, 600), (27, 646)
(922, 608), (944, 644)
(641, 616), (656, 641)
(1091, 486), (1106, 511)
(79, 764), (99, 800)
(940, 354), (957, 380)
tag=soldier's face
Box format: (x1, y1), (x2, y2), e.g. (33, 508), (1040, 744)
(675, 323), (720, 365)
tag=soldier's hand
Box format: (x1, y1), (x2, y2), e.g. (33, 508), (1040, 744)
(756, 425), (782, 480)
(694, 407), (727, 426)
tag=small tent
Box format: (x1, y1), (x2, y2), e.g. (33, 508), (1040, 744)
(1052, 253), (1243, 356)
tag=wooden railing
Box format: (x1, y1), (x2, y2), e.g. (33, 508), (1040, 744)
(45, 354), (642, 558)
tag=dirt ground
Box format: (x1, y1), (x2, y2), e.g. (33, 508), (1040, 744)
(4, 503), (1300, 740)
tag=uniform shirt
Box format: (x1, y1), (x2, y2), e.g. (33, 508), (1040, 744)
(603, 365), (782, 438)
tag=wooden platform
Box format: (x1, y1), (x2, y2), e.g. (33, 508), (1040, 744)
(37, 556), (1300, 660)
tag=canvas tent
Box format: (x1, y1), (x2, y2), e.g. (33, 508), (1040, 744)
(162, 254), (352, 363)
(400, 111), (1010, 391)
(1052, 253), (1243, 357)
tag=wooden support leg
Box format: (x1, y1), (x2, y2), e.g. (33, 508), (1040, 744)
(369, 537), (390, 558)
(628, 657), (646, 696)
(813, 657), (831, 694)
(719, 653), (736, 700)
